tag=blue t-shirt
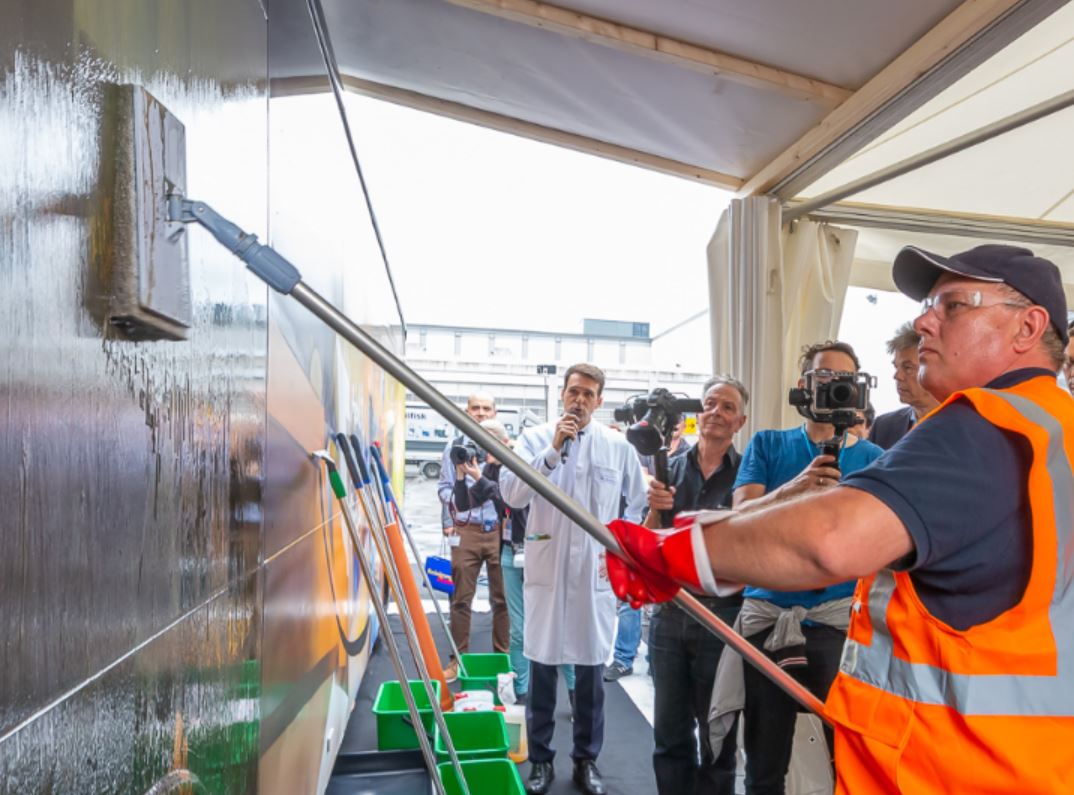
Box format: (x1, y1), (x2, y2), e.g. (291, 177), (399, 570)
(734, 425), (885, 607)
(842, 368), (1049, 630)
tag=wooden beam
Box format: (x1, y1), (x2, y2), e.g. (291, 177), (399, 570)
(444, 0), (852, 107)
(738, 0), (1065, 199)
(271, 74), (744, 190)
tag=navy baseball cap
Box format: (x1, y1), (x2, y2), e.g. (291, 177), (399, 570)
(893, 244), (1069, 345)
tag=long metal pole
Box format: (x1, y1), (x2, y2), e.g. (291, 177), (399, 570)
(365, 440), (468, 677)
(290, 281), (827, 719)
(312, 453), (449, 795)
(784, 87), (1074, 223)
(329, 441), (472, 795)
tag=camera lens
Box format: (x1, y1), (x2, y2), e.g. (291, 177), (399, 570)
(829, 383), (858, 407)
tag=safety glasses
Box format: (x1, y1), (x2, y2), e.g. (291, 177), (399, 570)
(919, 289), (1026, 322)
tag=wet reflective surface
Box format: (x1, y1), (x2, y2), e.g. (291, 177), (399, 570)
(1, 1), (403, 791)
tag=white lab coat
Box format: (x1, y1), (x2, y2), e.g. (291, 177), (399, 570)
(500, 421), (647, 666)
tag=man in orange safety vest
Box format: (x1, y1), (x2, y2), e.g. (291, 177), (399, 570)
(608, 244), (1074, 793)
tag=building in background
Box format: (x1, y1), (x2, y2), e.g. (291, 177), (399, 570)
(400, 318), (712, 476)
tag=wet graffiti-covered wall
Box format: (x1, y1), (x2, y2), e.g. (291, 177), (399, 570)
(0, 2), (404, 792)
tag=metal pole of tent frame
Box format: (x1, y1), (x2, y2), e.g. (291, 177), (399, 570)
(331, 439), (473, 795)
(783, 87), (1074, 223)
(168, 197), (827, 720)
(312, 453), (452, 795)
(292, 283), (828, 721)
(365, 439), (469, 679)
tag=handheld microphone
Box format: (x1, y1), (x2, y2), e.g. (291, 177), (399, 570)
(560, 410), (582, 462)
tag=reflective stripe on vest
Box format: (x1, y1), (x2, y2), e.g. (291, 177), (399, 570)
(839, 388), (1074, 716)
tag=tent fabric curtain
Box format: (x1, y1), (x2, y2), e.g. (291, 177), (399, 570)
(707, 197), (858, 441)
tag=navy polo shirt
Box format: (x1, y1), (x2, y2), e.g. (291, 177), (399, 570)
(668, 443), (740, 515)
(666, 443), (743, 607)
(842, 368), (1051, 631)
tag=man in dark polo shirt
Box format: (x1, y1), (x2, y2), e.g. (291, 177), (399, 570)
(608, 244), (1074, 793)
(643, 375), (748, 795)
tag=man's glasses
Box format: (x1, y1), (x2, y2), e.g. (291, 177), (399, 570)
(919, 289), (1026, 322)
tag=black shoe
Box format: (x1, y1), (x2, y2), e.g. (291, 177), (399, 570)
(525, 761), (555, 795)
(602, 661), (633, 682)
(572, 759), (606, 795)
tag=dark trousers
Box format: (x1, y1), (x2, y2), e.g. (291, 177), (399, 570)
(449, 524), (509, 654)
(650, 601), (741, 795)
(527, 660), (604, 763)
(743, 623), (843, 795)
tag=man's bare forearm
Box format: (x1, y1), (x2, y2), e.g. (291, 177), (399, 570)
(701, 487), (912, 591)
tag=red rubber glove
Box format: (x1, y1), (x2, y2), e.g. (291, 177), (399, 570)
(606, 520), (683, 608)
(608, 513), (743, 608)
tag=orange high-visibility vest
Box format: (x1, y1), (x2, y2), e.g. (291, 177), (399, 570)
(825, 375), (1074, 794)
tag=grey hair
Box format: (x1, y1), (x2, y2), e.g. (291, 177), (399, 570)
(996, 283), (1064, 371)
(480, 418), (510, 442)
(886, 323), (920, 356)
(701, 374), (750, 407)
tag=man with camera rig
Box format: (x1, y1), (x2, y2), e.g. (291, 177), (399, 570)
(501, 363), (647, 795)
(437, 392), (510, 680)
(606, 244), (1074, 793)
(722, 340), (882, 794)
(642, 375), (748, 795)
(606, 417), (693, 685)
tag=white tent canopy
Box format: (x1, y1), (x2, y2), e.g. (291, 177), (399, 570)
(276, 0), (1068, 195)
(792, 2), (1074, 294)
(276, 0), (1074, 385)
(799, 2), (1074, 223)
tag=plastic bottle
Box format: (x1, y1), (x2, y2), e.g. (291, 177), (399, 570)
(501, 704), (528, 764)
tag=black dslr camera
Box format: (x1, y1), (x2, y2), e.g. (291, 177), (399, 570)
(450, 437), (487, 466)
(614, 388), (702, 457)
(788, 370), (875, 457)
(615, 388), (702, 525)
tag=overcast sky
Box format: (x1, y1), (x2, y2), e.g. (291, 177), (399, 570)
(346, 94), (730, 337)
(282, 94), (923, 414)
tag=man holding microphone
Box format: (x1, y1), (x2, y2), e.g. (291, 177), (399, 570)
(501, 363), (647, 795)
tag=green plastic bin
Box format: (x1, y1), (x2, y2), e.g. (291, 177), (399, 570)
(372, 679), (441, 750)
(437, 758), (525, 795)
(458, 653), (512, 704)
(433, 709), (510, 763)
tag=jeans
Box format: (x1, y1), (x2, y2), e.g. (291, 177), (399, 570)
(650, 601), (741, 795)
(743, 622), (843, 795)
(612, 600), (642, 668)
(501, 545), (574, 696)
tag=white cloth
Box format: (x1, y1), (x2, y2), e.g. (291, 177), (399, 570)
(708, 596), (853, 756)
(500, 421), (647, 666)
(707, 197), (858, 440)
